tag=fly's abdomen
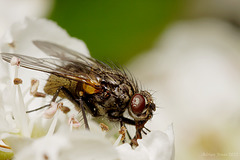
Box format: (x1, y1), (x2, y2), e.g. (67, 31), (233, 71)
(44, 74), (78, 98)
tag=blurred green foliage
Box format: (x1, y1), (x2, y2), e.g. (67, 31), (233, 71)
(50, 0), (181, 64)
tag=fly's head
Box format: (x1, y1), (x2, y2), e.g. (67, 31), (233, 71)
(129, 91), (156, 122)
(128, 91), (156, 132)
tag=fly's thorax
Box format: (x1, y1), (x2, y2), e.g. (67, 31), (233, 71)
(44, 74), (78, 98)
(82, 79), (135, 117)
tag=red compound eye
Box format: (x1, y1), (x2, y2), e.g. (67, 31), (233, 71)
(131, 94), (145, 114)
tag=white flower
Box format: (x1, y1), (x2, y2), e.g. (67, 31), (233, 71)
(0, 0), (53, 37)
(0, 17), (89, 95)
(0, 17), (174, 160)
(4, 127), (119, 160)
(0, 17), (91, 159)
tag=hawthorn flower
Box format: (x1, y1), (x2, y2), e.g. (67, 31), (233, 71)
(0, 0), (53, 37)
(4, 127), (119, 160)
(0, 17), (174, 160)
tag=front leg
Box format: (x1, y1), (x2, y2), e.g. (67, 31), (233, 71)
(107, 113), (132, 142)
(108, 112), (150, 146)
(130, 121), (147, 146)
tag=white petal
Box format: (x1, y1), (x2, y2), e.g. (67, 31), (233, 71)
(0, 17), (89, 57)
(139, 124), (174, 160)
(0, 104), (15, 133)
(116, 124), (174, 160)
(4, 128), (119, 160)
(117, 143), (149, 160)
(3, 136), (32, 155)
(0, 18), (90, 104)
(0, 88), (19, 134)
(0, 0), (53, 37)
(61, 131), (119, 160)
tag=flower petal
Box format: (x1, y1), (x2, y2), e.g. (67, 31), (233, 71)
(4, 127), (119, 160)
(0, 17), (89, 56)
(117, 124), (174, 160)
(139, 124), (174, 160)
(117, 143), (149, 160)
(0, 0), (53, 37)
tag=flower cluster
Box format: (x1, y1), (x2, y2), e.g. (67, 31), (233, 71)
(0, 18), (174, 160)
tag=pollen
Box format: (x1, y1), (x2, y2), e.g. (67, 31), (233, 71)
(13, 78), (23, 85)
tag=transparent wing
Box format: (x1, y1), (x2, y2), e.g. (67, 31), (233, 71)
(1, 53), (100, 87)
(33, 40), (109, 70)
(32, 40), (126, 85)
(2, 53), (59, 73)
(33, 40), (85, 60)
(1, 41), (127, 87)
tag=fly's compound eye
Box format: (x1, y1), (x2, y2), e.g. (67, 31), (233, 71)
(131, 94), (146, 115)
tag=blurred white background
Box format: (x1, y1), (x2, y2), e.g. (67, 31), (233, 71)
(128, 19), (240, 160)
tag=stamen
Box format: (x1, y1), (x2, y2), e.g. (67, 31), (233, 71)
(17, 85), (30, 137)
(113, 134), (123, 147)
(30, 79), (46, 97)
(33, 92), (46, 98)
(11, 57), (20, 80)
(30, 79), (39, 95)
(68, 115), (81, 131)
(45, 102), (63, 136)
(13, 78), (22, 85)
(0, 142), (13, 156)
(119, 126), (126, 142)
(59, 106), (70, 114)
(100, 123), (109, 132)
(114, 126), (127, 146)
(0, 144), (11, 150)
(10, 57), (30, 137)
(46, 110), (59, 136)
(43, 102), (60, 119)
(10, 56), (20, 66)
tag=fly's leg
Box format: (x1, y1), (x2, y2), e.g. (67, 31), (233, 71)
(76, 97), (90, 130)
(108, 113), (143, 145)
(130, 120), (148, 146)
(113, 116), (150, 135)
(52, 86), (90, 130)
(108, 114), (132, 143)
(26, 99), (62, 113)
(26, 87), (65, 113)
(119, 118), (141, 146)
(108, 113), (150, 146)
(125, 124), (132, 141)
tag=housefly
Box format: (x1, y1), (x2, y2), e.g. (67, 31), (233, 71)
(1, 41), (156, 145)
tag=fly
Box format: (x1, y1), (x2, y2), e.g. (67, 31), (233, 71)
(1, 41), (156, 145)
